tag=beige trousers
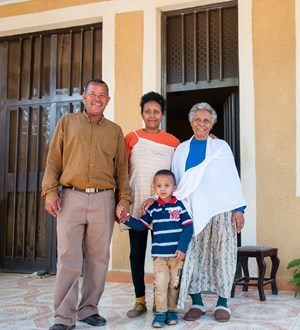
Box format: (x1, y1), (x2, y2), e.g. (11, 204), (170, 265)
(153, 257), (183, 313)
(53, 189), (115, 326)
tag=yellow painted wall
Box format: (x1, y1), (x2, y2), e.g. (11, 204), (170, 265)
(0, 0), (106, 18)
(112, 11), (144, 270)
(253, 0), (299, 278)
(1, 0), (299, 284)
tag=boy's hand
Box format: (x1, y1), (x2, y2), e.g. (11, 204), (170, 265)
(175, 250), (185, 261)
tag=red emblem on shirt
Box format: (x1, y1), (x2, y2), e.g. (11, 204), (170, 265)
(169, 208), (181, 220)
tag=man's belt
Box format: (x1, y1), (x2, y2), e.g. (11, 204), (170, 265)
(63, 186), (111, 193)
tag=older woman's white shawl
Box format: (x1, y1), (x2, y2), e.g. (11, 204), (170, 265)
(172, 137), (246, 236)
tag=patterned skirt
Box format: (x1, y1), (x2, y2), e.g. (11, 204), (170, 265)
(177, 211), (237, 309)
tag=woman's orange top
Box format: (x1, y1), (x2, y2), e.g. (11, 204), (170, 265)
(125, 129), (180, 160)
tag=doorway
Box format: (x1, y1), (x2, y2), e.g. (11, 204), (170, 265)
(162, 1), (239, 166)
(158, 1), (241, 258)
(167, 86), (240, 171)
(167, 87), (237, 140)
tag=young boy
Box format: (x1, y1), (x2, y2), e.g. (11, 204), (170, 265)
(116, 169), (193, 328)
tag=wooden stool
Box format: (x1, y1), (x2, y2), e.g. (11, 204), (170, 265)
(231, 245), (280, 301)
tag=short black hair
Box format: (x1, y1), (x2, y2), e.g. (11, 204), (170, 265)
(140, 91), (166, 114)
(84, 79), (109, 95)
(154, 169), (176, 184)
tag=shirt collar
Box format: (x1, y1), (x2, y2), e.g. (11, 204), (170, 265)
(157, 196), (177, 206)
(82, 110), (104, 125)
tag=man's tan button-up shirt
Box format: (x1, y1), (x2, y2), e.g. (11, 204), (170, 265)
(42, 111), (132, 207)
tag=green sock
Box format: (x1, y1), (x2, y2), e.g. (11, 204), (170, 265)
(216, 296), (227, 308)
(190, 293), (204, 306)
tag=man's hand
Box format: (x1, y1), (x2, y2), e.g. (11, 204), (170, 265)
(45, 197), (61, 217)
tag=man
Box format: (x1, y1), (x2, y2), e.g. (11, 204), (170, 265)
(42, 79), (132, 330)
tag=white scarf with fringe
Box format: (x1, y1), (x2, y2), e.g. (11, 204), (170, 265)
(172, 137), (246, 236)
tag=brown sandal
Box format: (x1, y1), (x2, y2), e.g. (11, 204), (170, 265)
(214, 307), (231, 322)
(183, 307), (206, 321)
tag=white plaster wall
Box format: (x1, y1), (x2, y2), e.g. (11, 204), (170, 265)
(238, 0), (256, 246)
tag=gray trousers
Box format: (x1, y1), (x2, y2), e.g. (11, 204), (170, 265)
(53, 188), (115, 326)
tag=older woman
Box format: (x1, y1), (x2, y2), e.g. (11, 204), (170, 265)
(172, 102), (246, 322)
(124, 92), (180, 318)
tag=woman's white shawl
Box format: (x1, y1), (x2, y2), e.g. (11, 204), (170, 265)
(172, 137), (246, 236)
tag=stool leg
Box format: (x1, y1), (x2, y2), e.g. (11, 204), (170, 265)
(231, 258), (239, 298)
(270, 254), (280, 295)
(230, 278), (236, 298)
(240, 256), (249, 292)
(256, 254), (266, 301)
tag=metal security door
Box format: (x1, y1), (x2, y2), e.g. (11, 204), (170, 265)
(223, 92), (240, 172)
(0, 24), (102, 273)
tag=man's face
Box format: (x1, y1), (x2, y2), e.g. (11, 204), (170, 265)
(82, 82), (110, 120)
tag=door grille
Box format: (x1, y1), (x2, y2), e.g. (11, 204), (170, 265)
(0, 24), (102, 273)
(165, 2), (238, 92)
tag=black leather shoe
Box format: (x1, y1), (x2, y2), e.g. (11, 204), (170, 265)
(49, 324), (75, 330)
(79, 314), (106, 326)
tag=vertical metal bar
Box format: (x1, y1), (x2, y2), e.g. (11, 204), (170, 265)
(12, 108), (21, 258)
(68, 30), (73, 96)
(0, 41), (9, 259)
(80, 101), (84, 113)
(28, 36), (33, 99)
(206, 10), (210, 82)
(79, 29), (84, 94)
(90, 27), (94, 80)
(193, 12), (197, 83)
(223, 100), (228, 142)
(181, 14), (185, 84)
(228, 96), (233, 150)
(22, 107), (30, 259)
(219, 8), (223, 81)
(38, 35), (43, 99)
(50, 35), (58, 138)
(33, 106), (41, 259)
(17, 38), (23, 100)
(231, 93), (236, 156)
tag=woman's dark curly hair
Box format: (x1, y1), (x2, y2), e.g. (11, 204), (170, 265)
(140, 91), (166, 114)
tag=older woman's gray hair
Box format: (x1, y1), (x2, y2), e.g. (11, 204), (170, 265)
(188, 102), (217, 125)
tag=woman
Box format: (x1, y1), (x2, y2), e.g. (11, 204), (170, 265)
(124, 92), (180, 318)
(172, 102), (246, 322)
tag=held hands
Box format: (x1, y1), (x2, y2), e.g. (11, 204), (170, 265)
(232, 210), (245, 233)
(116, 205), (130, 222)
(45, 197), (61, 217)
